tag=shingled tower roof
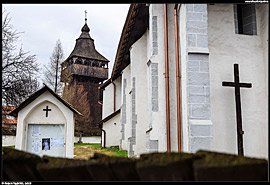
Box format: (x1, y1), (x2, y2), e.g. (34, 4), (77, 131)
(64, 22), (109, 63)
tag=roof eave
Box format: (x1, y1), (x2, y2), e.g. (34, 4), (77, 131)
(111, 4), (149, 79)
(10, 84), (83, 117)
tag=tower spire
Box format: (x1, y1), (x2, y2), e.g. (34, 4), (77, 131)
(84, 10), (87, 24)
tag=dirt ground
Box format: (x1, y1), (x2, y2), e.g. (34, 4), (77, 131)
(73, 145), (124, 160)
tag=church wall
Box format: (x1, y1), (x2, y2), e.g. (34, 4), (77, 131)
(102, 83), (115, 118)
(120, 65), (131, 151)
(146, 4), (213, 154)
(178, 4), (189, 152)
(102, 76), (122, 120)
(129, 30), (150, 157)
(146, 4), (168, 154)
(167, 4), (179, 152)
(174, 4), (214, 154)
(114, 76), (122, 111)
(102, 76), (122, 149)
(103, 114), (121, 147)
(208, 4), (268, 159)
(257, 4), (268, 126)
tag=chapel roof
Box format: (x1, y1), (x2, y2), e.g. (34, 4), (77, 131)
(62, 21), (109, 64)
(10, 84), (83, 117)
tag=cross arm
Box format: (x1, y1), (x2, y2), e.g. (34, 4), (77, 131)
(222, 82), (252, 88)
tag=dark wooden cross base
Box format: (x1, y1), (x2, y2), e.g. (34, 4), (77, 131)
(222, 64), (252, 156)
(43, 106), (52, 117)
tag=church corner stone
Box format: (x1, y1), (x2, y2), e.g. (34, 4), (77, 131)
(186, 4), (212, 153)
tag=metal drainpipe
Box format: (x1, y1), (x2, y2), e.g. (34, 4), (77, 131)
(97, 85), (106, 148)
(164, 4), (171, 152)
(174, 4), (182, 152)
(101, 129), (106, 148)
(97, 92), (104, 147)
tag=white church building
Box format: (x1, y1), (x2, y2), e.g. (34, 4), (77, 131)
(99, 4), (268, 159)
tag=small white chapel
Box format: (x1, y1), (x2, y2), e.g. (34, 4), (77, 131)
(10, 85), (82, 158)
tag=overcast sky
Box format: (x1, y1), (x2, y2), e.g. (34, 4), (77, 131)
(3, 4), (130, 83)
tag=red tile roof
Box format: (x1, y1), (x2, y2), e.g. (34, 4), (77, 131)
(2, 106), (17, 115)
(2, 119), (17, 125)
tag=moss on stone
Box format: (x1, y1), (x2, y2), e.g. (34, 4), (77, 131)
(3, 147), (42, 163)
(40, 155), (93, 169)
(137, 152), (199, 168)
(90, 152), (134, 164)
(195, 150), (268, 167)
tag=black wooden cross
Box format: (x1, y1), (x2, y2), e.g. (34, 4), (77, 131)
(222, 64), (252, 156)
(43, 106), (51, 117)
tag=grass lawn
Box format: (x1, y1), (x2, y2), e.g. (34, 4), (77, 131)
(3, 145), (15, 149)
(74, 143), (128, 160)
(2, 144), (128, 159)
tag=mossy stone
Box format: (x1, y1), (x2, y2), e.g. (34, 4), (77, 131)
(3, 147), (43, 181)
(193, 150), (268, 181)
(136, 152), (199, 181)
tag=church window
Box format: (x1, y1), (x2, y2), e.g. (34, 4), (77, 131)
(234, 4), (257, 35)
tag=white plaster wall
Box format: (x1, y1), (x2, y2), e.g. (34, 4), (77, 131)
(121, 65), (131, 151)
(208, 4), (268, 159)
(25, 101), (66, 124)
(74, 136), (101, 144)
(257, 4), (269, 127)
(147, 4), (168, 153)
(130, 30), (150, 157)
(102, 83), (114, 118)
(101, 75), (122, 148)
(103, 114), (121, 147)
(102, 76), (122, 119)
(167, 4), (179, 152)
(178, 4), (189, 153)
(114, 76), (122, 111)
(2, 135), (16, 146)
(15, 91), (75, 158)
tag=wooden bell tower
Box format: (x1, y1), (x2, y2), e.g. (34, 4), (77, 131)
(60, 14), (109, 137)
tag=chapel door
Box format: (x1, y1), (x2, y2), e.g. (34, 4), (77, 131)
(26, 124), (65, 157)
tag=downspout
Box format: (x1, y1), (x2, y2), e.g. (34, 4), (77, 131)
(174, 4), (182, 152)
(98, 86), (105, 148)
(164, 4), (171, 152)
(101, 129), (106, 148)
(111, 78), (116, 112)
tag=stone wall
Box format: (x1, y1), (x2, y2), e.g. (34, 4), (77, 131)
(185, 4), (213, 153)
(3, 147), (268, 181)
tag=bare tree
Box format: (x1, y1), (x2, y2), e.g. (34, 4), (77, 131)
(43, 39), (64, 95)
(2, 9), (40, 107)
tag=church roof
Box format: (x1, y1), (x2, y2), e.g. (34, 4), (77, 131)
(63, 22), (109, 63)
(98, 4), (149, 93)
(110, 4), (149, 80)
(10, 84), (83, 117)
